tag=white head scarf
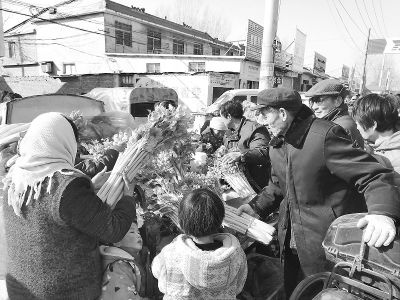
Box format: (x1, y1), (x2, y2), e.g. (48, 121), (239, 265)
(3, 112), (81, 216)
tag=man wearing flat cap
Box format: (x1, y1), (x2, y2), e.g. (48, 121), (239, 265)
(238, 87), (400, 299)
(306, 78), (364, 148)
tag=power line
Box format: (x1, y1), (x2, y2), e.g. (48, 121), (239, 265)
(2, 3), (237, 52)
(361, 0), (378, 37)
(336, 0), (367, 36)
(330, 0), (364, 53)
(354, 0), (369, 31)
(378, 0), (388, 36)
(371, 0), (385, 37)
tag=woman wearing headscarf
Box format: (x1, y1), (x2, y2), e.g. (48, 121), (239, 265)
(2, 112), (136, 300)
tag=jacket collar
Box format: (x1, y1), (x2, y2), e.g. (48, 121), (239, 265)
(270, 105), (315, 149)
(322, 102), (349, 122)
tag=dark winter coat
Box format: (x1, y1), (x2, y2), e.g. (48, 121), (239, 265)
(3, 171), (136, 300)
(224, 118), (270, 192)
(323, 103), (364, 149)
(252, 105), (400, 276)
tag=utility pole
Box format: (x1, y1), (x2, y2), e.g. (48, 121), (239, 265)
(378, 54), (386, 90)
(259, 0), (280, 90)
(360, 28), (371, 96)
(349, 64), (355, 91)
(385, 68), (391, 92)
(0, 0), (5, 57)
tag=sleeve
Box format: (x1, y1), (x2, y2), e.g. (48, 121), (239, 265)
(100, 261), (142, 300)
(59, 177), (136, 243)
(324, 125), (400, 220)
(241, 126), (270, 165)
(151, 249), (167, 293)
(250, 177), (283, 218)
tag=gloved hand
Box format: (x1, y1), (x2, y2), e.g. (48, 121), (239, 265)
(357, 214), (396, 247)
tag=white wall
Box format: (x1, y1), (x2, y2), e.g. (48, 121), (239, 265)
(132, 72), (239, 112)
(108, 53), (242, 73)
(35, 14), (107, 75)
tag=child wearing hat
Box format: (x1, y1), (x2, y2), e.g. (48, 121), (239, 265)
(152, 188), (247, 300)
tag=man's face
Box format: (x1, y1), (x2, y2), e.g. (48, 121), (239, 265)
(219, 113), (234, 129)
(309, 95), (341, 118)
(257, 107), (291, 137)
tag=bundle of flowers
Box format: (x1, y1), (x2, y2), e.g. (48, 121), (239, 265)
(208, 146), (257, 198)
(135, 148), (275, 245)
(97, 105), (194, 206)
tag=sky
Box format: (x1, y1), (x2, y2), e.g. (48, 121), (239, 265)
(2, 0), (400, 86)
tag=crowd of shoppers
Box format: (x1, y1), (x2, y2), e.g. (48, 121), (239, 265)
(1, 80), (400, 300)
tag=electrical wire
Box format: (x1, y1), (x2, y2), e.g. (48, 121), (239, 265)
(330, 0), (364, 53)
(378, 0), (388, 36)
(371, 0), (385, 37)
(361, 0), (378, 37)
(354, 0), (369, 31)
(336, 0), (367, 36)
(2, 0), (236, 51)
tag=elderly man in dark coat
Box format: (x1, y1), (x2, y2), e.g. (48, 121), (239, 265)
(238, 88), (400, 299)
(219, 100), (270, 193)
(306, 79), (364, 148)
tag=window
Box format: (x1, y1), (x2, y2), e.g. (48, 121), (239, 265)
(121, 75), (135, 87)
(147, 30), (161, 54)
(193, 43), (203, 55)
(250, 96), (258, 103)
(115, 21), (132, 47)
(63, 63), (76, 75)
(173, 39), (184, 55)
(188, 62), (205, 72)
(8, 42), (16, 58)
(212, 47), (220, 56)
(146, 63), (160, 73)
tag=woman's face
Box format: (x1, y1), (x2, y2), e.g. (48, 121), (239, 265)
(118, 223), (143, 251)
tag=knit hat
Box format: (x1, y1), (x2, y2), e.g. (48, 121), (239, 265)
(256, 88), (302, 111)
(209, 117), (227, 131)
(305, 79), (346, 97)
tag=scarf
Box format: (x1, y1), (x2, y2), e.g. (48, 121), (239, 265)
(3, 112), (81, 216)
(322, 102), (349, 122)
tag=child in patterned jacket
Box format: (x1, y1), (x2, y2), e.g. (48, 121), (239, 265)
(99, 221), (149, 300)
(152, 188), (248, 300)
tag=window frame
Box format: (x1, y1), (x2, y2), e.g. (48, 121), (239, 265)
(188, 62), (205, 72)
(147, 30), (162, 54)
(173, 39), (185, 55)
(193, 43), (203, 55)
(115, 21), (132, 47)
(211, 47), (220, 56)
(146, 63), (161, 73)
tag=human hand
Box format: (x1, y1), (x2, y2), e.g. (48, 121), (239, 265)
(357, 214), (396, 247)
(221, 151), (242, 165)
(237, 204), (258, 218)
(91, 167), (111, 191)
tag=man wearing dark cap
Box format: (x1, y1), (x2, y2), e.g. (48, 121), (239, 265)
(306, 78), (364, 148)
(238, 87), (400, 299)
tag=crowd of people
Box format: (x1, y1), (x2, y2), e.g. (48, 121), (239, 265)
(1, 79), (400, 300)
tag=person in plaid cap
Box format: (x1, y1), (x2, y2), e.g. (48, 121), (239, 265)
(306, 79), (364, 148)
(238, 87), (400, 299)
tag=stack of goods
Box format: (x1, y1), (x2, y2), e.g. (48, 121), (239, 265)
(100, 105), (275, 244)
(208, 146), (257, 198)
